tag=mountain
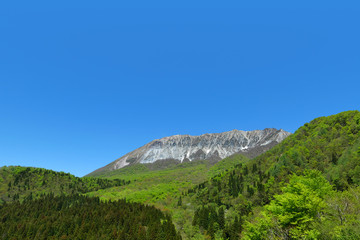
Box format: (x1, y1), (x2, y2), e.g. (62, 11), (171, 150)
(2, 111), (360, 240)
(89, 128), (291, 176)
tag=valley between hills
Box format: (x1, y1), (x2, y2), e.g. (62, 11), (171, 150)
(1, 110), (360, 239)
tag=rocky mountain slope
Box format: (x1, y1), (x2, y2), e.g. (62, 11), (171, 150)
(89, 128), (291, 176)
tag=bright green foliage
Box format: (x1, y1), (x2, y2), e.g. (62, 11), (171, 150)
(316, 186), (360, 239)
(87, 161), (212, 203)
(329, 138), (360, 189)
(0, 194), (182, 240)
(86, 156), (247, 204)
(244, 170), (334, 239)
(86, 155), (248, 239)
(0, 166), (129, 203)
(188, 111), (360, 239)
(262, 110), (360, 180)
(207, 154), (251, 178)
(244, 180), (360, 240)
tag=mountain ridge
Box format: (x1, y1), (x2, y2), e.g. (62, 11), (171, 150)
(88, 128), (291, 176)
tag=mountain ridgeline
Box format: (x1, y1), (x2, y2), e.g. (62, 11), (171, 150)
(89, 128), (291, 177)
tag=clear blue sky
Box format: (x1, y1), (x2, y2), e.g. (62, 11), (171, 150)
(1, 1), (359, 176)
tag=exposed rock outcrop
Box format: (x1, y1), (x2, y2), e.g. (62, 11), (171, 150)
(90, 128), (291, 175)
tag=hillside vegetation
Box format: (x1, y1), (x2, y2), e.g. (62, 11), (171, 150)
(83, 111), (360, 239)
(0, 194), (182, 240)
(0, 166), (129, 203)
(183, 110), (360, 239)
(85, 155), (250, 239)
(0, 155), (250, 239)
(86, 155), (249, 204)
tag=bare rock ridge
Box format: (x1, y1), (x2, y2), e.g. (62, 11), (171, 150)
(90, 128), (291, 175)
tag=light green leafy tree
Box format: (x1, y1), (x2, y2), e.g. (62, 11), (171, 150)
(244, 170), (334, 239)
(316, 186), (360, 239)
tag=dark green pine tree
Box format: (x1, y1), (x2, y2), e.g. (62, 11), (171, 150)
(243, 165), (248, 176)
(252, 163), (258, 173)
(218, 207), (225, 229)
(192, 208), (200, 226)
(177, 196), (182, 207)
(200, 207), (209, 230)
(207, 222), (215, 240)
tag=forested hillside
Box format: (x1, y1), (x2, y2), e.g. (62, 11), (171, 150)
(0, 166), (129, 204)
(86, 155), (249, 204)
(183, 110), (360, 239)
(0, 194), (182, 240)
(244, 170), (360, 239)
(85, 155), (250, 239)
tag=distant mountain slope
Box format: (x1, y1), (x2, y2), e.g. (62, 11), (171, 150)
(0, 166), (129, 204)
(85, 154), (249, 204)
(88, 128), (291, 176)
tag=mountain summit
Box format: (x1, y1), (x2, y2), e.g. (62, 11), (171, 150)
(89, 128), (291, 175)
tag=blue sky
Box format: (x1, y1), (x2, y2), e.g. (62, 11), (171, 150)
(1, 1), (359, 176)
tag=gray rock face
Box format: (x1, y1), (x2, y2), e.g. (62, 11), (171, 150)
(91, 128), (291, 175)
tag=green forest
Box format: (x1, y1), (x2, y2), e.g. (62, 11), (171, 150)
(181, 110), (360, 239)
(0, 166), (130, 203)
(1, 110), (360, 239)
(0, 194), (182, 240)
